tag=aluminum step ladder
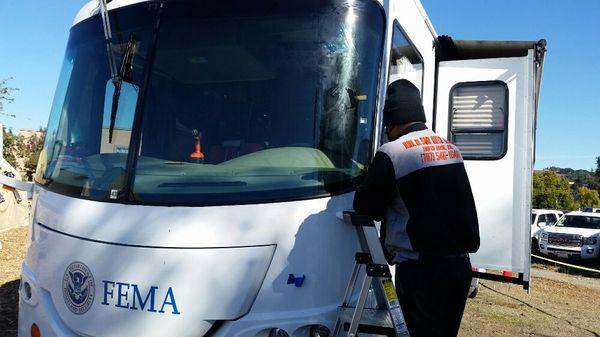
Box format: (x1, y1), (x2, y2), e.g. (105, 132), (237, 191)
(333, 212), (410, 337)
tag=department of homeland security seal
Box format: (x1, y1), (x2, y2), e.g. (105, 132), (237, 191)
(62, 261), (95, 314)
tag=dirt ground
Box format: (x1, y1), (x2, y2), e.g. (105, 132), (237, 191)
(460, 278), (599, 337)
(1, 226), (599, 337)
(0, 226), (27, 337)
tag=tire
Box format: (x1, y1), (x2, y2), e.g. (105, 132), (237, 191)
(531, 238), (539, 254)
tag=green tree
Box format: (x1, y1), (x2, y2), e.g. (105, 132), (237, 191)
(532, 170), (577, 210)
(576, 186), (600, 208)
(591, 156), (600, 192)
(1, 128), (46, 181)
(23, 133), (45, 180)
(2, 127), (20, 168)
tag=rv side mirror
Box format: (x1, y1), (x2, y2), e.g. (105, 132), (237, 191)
(538, 222), (547, 227)
(102, 80), (139, 152)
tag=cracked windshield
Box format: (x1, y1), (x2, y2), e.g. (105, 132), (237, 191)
(37, 0), (385, 204)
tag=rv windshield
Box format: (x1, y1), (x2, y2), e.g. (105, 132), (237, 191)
(37, 0), (385, 205)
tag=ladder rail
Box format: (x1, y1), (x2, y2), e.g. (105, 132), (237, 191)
(359, 225), (388, 265)
(346, 275), (373, 337)
(359, 225), (391, 310)
(332, 260), (362, 337)
(335, 212), (411, 337)
(341, 261), (362, 306)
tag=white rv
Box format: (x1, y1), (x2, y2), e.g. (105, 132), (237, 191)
(7, 0), (545, 336)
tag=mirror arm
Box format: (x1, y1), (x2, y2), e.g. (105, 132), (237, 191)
(0, 175), (34, 199)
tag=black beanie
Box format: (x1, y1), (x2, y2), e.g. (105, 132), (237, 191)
(383, 79), (426, 126)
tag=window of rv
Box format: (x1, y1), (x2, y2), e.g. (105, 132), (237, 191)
(36, 0), (386, 205)
(388, 22), (423, 94)
(449, 82), (508, 159)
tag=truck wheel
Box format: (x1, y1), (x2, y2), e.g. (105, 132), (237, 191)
(531, 238), (539, 254)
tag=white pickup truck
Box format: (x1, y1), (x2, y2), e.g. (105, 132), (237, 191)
(531, 209), (563, 252)
(539, 211), (600, 260)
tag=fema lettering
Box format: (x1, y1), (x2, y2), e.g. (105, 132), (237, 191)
(101, 281), (181, 315)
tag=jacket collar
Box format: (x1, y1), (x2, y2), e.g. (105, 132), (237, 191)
(396, 122), (428, 139)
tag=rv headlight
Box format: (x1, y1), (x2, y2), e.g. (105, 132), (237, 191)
(582, 236), (598, 245)
(310, 325), (331, 337)
(541, 232), (549, 240)
(22, 281), (32, 300)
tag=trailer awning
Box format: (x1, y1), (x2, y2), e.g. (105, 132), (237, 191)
(436, 36), (546, 62)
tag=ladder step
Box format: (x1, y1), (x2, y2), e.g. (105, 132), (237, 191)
(342, 322), (395, 337)
(338, 306), (394, 329)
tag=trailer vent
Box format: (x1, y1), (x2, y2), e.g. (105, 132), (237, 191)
(449, 82), (507, 159)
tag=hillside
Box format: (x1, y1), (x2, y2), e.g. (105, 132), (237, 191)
(547, 166), (599, 190)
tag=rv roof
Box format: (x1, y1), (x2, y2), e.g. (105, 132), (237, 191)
(74, 0), (435, 33)
(74, 0), (147, 25)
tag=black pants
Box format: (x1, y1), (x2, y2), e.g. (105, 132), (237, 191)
(395, 256), (472, 337)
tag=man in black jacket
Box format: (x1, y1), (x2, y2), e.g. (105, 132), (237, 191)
(354, 79), (480, 337)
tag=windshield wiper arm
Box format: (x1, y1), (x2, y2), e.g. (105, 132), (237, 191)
(108, 34), (136, 143)
(99, 0), (119, 83)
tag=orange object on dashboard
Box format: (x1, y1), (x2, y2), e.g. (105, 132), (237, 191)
(190, 129), (204, 163)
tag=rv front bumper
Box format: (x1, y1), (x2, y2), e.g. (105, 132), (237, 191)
(18, 260), (339, 337)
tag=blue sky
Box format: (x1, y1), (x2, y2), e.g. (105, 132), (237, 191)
(0, 1), (598, 170)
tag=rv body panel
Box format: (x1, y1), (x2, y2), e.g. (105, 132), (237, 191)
(20, 190), (362, 336)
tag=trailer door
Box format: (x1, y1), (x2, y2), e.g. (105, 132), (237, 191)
(434, 51), (537, 287)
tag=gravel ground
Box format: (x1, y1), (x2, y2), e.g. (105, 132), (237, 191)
(1, 227), (599, 337)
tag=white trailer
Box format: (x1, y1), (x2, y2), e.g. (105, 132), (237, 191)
(7, 0), (545, 336)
